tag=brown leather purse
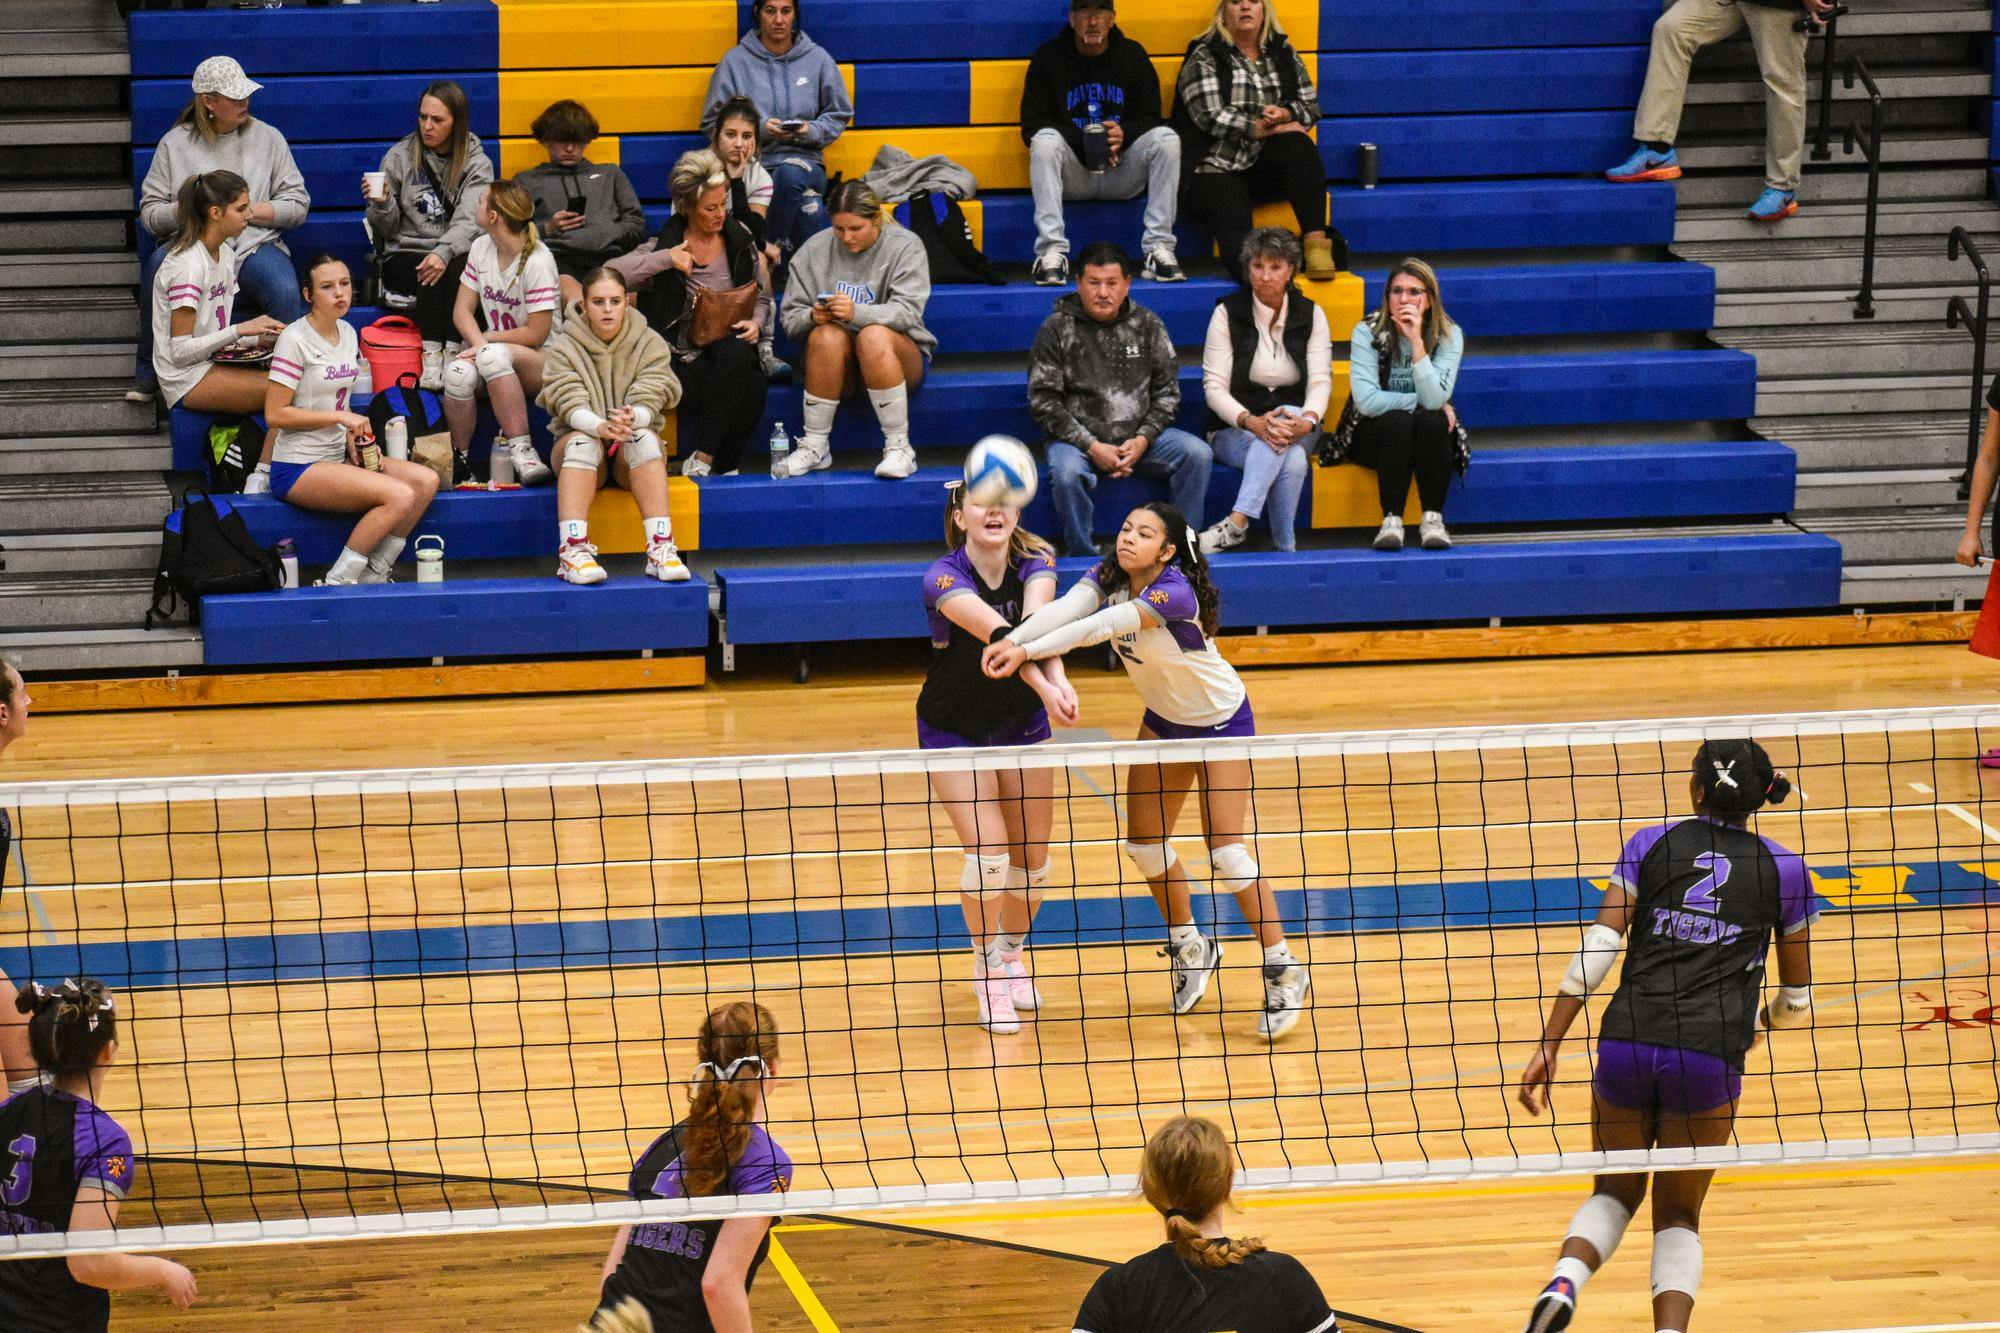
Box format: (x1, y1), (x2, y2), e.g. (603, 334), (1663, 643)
(685, 280), (760, 348)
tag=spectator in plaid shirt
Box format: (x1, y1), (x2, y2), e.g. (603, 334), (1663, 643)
(1172, 0), (1345, 283)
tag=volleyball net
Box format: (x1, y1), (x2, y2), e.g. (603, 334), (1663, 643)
(1, 704), (1997, 1256)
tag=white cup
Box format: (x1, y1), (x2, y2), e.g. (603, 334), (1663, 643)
(364, 171), (387, 202)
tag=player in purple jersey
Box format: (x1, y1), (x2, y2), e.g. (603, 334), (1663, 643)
(919, 484), (1078, 1036)
(594, 1001), (792, 1333)
(0, 661), (34, 1090)
(0, 979), (197, 1331)
(1517, 739), (1817, 1333)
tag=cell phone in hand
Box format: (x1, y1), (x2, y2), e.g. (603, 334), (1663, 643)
(565, 194), (587, 216)
(781, 120), (808, 135)
(815, 292), (835, 307)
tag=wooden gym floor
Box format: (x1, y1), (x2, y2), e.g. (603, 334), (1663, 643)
(7, 643), (2000, 1330)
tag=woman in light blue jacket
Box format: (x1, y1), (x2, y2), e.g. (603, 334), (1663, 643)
(700, 0), (854, 261)
(1348, 258), (1464, 552)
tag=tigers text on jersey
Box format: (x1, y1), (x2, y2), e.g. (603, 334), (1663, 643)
(0, 1086), (135, 1333)
(1072, 1243), (1338, 1333)
(268, 317), (363, 464)
(1089, 563), (1246, 727)
(461, 235), (561, 342)
(595, 1121), (793, 1333)
(151, 238), (237, 409)
(1598, 815), (1818, 1067)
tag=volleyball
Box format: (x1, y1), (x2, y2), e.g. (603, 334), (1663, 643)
(963, 434), (1039, 509)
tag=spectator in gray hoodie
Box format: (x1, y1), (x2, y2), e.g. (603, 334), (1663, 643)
(1029, 243), (1211, 556)
(132, 56), (309, 400)
(515, 99), (648, 309)
(778, 181), (933, 481)
(700, 0), (853, 261)
(363, 80), (496, 386)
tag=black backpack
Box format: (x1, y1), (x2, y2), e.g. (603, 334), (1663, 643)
(145, 488), (283, 628)
(367, 371), (448, 440)
(905, 190), (1004, 286)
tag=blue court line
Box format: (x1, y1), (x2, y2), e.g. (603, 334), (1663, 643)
(2, 860), (1992, 991)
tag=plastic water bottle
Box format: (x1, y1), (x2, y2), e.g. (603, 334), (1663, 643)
(1082, 99), (1110, 173)
(276, 539), (298, 590)
(769, 422), (791, 478)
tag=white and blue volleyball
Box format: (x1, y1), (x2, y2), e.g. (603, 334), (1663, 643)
(963, 434), (1039, 509)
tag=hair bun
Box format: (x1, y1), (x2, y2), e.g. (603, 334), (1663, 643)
(1765, 772), (1793, 806)
(14, 983), (46, 1017)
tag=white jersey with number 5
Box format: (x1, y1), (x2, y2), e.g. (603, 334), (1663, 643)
(268, 317), (363, 465)
(461, 235), (560, 344)
(151, 238), (237, 408)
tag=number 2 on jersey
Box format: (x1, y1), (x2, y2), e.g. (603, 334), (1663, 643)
(2, 1133), (36, 1206)
(1683, 852), (1731, 914)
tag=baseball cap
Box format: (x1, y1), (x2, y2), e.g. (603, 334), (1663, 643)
(191, 56), (262, 101)
(1070, 0), (1114, 11)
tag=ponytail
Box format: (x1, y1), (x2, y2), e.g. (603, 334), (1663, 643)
(679, 1001), (781, 1198)
(485, 178), (540, 264)
(168, 169), (248, 256)
(1113, 503), (1218, 637)
(1140, 1117), (1264, 1271)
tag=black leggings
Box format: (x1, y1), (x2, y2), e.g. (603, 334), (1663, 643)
(381, 250), (469, 343)
(676, 336), (768, 473)
(1185, 132), (1346, 279)
(1355, 408), (1453, 516)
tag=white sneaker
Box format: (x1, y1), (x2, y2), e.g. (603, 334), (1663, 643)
(781, 436), (832, 477)
(1003, 955), (1041, 1012)
(1031, 252), (1069, 286)
(418, 342), (445, 391)
(1141, 248), (1185, 283)
(241, 468), (271, 496)
(1373, 514), (1405, 551)
(646, 539), (690, 582)
(680, 455), (712, 479)
(875, 442), (917, 480)
(313, 574), (360, 587)
(556, 540), (607, 585)
(1419, 510), (1452, 550)
(509, 437), (553, 486)
(1198, 519), (1247, 555)
(1162, 934), (1221, 1015)
(1258, 961), (1311, 1041)
(974, 970), (1021, 1036)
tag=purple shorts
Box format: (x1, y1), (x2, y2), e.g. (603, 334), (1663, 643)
(1140, 697), (1256, 741)
(916, 710), (1052, 751)
(1594, 1039), (1741, 1115)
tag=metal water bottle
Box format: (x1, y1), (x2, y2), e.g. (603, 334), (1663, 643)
(769, 422), (791, 478)
(1082, 99), (1110, 173)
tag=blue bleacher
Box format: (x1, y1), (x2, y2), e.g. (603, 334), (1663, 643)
(200, 575), (709, 667)
(131, 73), (502, 147)
(1318, 47), (1648, 116)
(1318, 111), (1635, 181)
(128, 2), (499, 76)
(1321, 0), (1661, 51)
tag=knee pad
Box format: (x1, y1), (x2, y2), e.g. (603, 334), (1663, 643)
(440, 356), (481, 401)
(620, 428), (663, 468)
(1209, 842), (1259, 892)
(1650, 1226), (1702, 1300)
(1565, 1193), (1634, 1264)
(960, 853), (1012, 901)
(474, 341), (516, 382)
(1122, 840), (1177, 881)
(559, 431), (602, 472)
(1002, 861), (1052, 897)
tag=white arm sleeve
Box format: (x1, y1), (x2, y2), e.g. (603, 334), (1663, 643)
(1006, 577), (1103, 645)
(164, 324), (239, 370)
(1557, 923), (1626, 999)
(568, 408), (607, 434)
(1020, 601), (1146, 661)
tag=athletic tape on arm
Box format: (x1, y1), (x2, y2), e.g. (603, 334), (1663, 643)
(1557, 923), (1625, 998)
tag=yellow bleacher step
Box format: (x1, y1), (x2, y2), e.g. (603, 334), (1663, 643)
(497, 1), (739, 72)
(586, 475), (701, 553)
(1312, 455), (1425, 529)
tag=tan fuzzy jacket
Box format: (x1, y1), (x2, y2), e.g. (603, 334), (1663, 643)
(537, 301), (681, 433)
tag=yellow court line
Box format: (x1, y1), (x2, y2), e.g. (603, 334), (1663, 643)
(767, 1234), (843, 1333)
(772, 1222), (852, 1234)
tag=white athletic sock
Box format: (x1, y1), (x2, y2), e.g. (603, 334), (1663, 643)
(505, 432), (531, 454)
(560, 519), (588, 546)
(1553, 1255), (1593, 1290)
(367, 534), (407, 574)
(801, 391), (838, 447)
(867, 383), (910, 449)
(253, 461), (271, 479)
(327, 548), (369, 583)
(995, 931), (1026, 959)
(644, 516), (673, 545)
(978, 940), (1008, 972)
(1168, 923), (1201, 951)
(1262, 941), (1296, 967)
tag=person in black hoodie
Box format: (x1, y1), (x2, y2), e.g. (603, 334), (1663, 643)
(1020, 0), (1183, 288)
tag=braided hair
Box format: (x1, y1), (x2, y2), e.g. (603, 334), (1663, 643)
(1139, 1116), (1264, 1270)
(1094, 503), (1222, 638)
(1692, 738), (1792, 819)
(16, 977), (118, 1078)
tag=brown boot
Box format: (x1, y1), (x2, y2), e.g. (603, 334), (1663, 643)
(1302, 234), (1338, 280)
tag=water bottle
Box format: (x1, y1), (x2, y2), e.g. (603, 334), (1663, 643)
(769, 422), (791, 478)
(276, 538), (298, 590)
(1082, 99), (1110, 173)
(488, 433), (515, 487)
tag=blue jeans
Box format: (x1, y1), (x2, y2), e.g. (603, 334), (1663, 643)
(1045, 427), (1211, 557)
(137, 241), (305, 384)
(1209, 427), (1312, 552)
(766, 159), (830, 258)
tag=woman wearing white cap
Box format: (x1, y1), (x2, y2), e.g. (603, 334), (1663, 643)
(133, 56), (310, 418)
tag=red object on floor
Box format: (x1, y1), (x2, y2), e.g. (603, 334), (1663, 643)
(1970, 562), (2000, 659)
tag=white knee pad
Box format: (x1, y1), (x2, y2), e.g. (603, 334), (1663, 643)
(1565, 1193), (1634, 1264)
(474, 340), (516, 382)
(1650, 1226), (1702, 1300)
(1003, 861), (1052, 897)
(960, 853), (1011, 901)
(620, 427), (663, 468)
(1209, 842), (1259, 892)
(1122, 840), (1178, 881)
(440, 356), (481, 401)
(559, 431), (602, 472)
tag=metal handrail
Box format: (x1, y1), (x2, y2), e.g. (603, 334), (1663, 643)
(1804, 3), (1851, 162)
(1840, 55), (1883, 319)
(1947, 227), (1992, 498)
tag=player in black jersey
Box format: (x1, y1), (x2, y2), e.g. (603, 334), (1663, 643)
(1072, 1115), (1337, 1333)
(0, 661), (35, 1090)
(919, 485), (1078, 1036)
(1516, 739), (1817, 1333)
(0, 978), (197, 1331)
(593, 1001), (792, 1333)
